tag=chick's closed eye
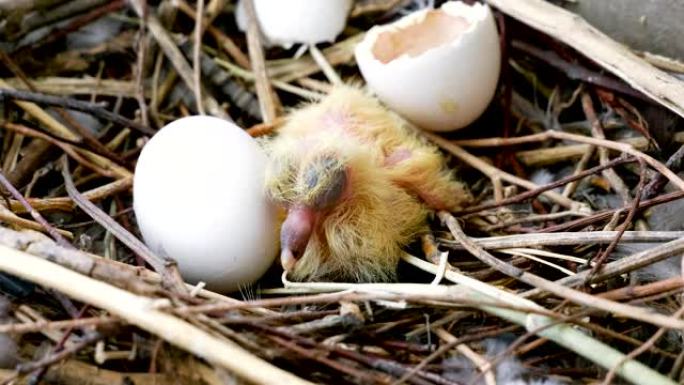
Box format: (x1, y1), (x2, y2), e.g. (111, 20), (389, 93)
(301, 156), (348, 209)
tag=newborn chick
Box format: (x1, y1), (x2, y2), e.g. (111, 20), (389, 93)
(264, 86), (471, 282)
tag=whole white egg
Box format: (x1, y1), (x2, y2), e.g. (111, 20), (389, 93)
(355, 1), (501, 132)
(235, 0), (353, 47)
(133, 116), (279, 292)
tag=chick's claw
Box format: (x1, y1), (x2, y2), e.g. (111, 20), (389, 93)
(421, 233), (443, 265)
(264, 85), (471, 282)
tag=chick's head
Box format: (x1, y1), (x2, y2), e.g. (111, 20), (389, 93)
(265, 142), (352, 272)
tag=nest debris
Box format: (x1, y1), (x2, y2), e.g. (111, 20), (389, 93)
(1, 0), (684, 384)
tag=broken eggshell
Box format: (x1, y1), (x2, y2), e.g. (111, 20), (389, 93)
(355, 1), (501, 132)
(133, 116), (279, 292)
(236, 0), (353, 47)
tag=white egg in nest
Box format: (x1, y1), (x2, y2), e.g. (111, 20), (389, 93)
(355, 1), (501, 132)
(235, 0), (353, 47)
(133, 116), (279, 292)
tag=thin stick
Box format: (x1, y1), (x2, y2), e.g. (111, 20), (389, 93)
(215, 58), (324, 100)
(438, 211), (684, 329)
(430, 252), (448, 285)
(562, 145), (595, 198)
(501, 248), (587, 264)
(457, 156), (632, 215)
(0, 226), (268, 313)
(193, 0), (206, 114)
(550, 130), (684, 190)
(525, 236), (684, 300)
(448, 129), (684, 192)
(0, 316), (119, 334)
(128, 0), (228, 119)
(603, 306), (684, 385)
(643, 142), (684, 199)
(0, 171), (71, 248)
(499, 249), (576, 276)
(539, 191), (684, 233)
(586, 159), (645, 282)
(309, 44), (342, 85)
(435, 328), (497, 385)
(5, 176), (133, 214)
(523, 138), (659, 167)
(14, 332), (104, 375)
(0, 51), (126, 166)
(60, 158), (187, 294)
(422, 131), (582, 210)
(392, 327), (502, 385)
(242, 0), (280, 123)
(174, 0), (251, 68)
(481, 210), (588, 231)
(6, 0), (110, 40)
(3, 77), (139, 98)
(0, 246), (314, 385)
(0, 79), (128, 179)
(511, 40), (644, 100)
(0, 359), (181, 385)
(267, 335), (385, 384)
(0, 88), (154, 136)
(350, 0), (403, 17)
(451, 132), (549, 147)
(0, 206), (73, 238)
(267, 34), (362, 83)
(488, 0), (684, 119)
(2, 122), (120, 178)
(401, 255), (677, 385)
(582, 92), (631, 203)
(599, 277), (684, 301)
(134, 5), (150, 127)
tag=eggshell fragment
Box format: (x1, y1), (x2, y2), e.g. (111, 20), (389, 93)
(355, 1), (501, 132)
(133, 116), (279, 292)
(236, 0), (353, 47)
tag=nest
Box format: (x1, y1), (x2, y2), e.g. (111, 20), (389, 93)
(1, 1), (684, 384)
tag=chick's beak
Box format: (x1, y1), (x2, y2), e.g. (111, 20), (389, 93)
(280, 205), (315, 271)
(280, 248), (298, 272)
